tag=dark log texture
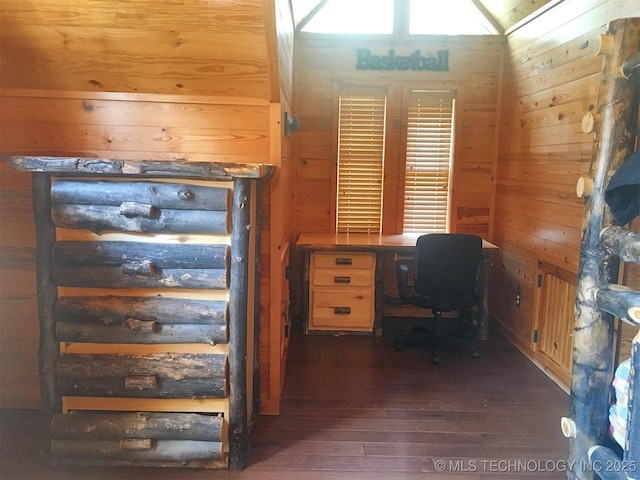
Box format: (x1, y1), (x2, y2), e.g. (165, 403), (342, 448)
(57, 353), (228, 398)
(595, 285), (640, 326)
(251, 181), (262, 421)
(52, 205), (229, 234)
(51, 439), (222, 463)
(228, 178), (251, 470)
(569, 18), (640, 480)
(600, 226), (640, 263)
(55, 296), (227, 325)
(54, 267), (227, 289)
(52, 180), (230, 210)
(53, 242), (229, 289)
(52, 411), (222, 441)
(53, 242), (228, 268)
(56, 322), (227, 345)
(9, 156), (275, 180)
(32, 173), (61, 434)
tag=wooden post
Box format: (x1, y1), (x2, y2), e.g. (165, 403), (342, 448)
(228, 178), (251, 469)
(568, 18), (640, 480)
(32, 172), (61, 456)
(252, 181), (263, 422)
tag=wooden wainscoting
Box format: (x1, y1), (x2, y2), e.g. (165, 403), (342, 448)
(533, 261), (577, 388)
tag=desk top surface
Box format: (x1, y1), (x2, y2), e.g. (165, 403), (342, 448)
(297, 233), (499, 251)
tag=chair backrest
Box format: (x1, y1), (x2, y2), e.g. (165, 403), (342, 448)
(414, 233), (483, 301)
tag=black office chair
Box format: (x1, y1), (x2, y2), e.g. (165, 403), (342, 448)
(394, 233), (483, 364)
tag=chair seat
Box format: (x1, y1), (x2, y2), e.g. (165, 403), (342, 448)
(404, 294), (477, 312)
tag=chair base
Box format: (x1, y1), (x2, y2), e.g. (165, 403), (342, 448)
(394, 313), (480, 364)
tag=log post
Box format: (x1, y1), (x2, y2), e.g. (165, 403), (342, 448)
(568, 18), (640, 480)
(228, 178), (251, 469)
(32, 172), (61, 457)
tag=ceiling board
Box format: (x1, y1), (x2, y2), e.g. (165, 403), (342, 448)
(478, 0), (556, 32)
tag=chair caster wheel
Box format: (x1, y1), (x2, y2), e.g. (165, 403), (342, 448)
(432, 356), (441, 365)
(472, 352), (480, 359)
(395, 341), (403, 352)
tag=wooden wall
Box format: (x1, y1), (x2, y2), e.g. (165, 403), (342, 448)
(0, 0), (296, 412)
(492, 0), (640, 378)
(259, 0), (296, 414)
(290, 35), (504, 317)
(292, 35), (504, 237)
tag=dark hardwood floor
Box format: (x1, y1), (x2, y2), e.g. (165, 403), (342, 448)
(1, 323), (571, 479)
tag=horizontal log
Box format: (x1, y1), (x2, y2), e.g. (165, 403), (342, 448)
(600, 226), (640, 263)
(52, 204), (229, 234)
(55, 296), (228, 325)
(57, 353), (228, 398)
(595, 284), (640, 326)
(58, 376), (227, 398)
(51, 180), (230, 211)
(53, 266), (228, 289)
(53, 242), (228, 269)
(56, 321), (227, 344)
(9, 156), (275, 179)
(58, 352), (226, 378)
(51, 439), (223, 462)
(52, 412), (223, 442)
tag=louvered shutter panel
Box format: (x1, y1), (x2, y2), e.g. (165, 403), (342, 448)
(403, 90), (455, 233)
(336, 96), (386, 233)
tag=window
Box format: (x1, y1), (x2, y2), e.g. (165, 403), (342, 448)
(408, 0), (498, 35)
(336, 95), (387, 233)
(295, 0), (499, 35)
(402, 90), (455, 233)
(301, 0), (394, 34)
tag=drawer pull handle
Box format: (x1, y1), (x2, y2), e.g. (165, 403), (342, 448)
(120, 438), (153, 451)
(334, 307), (351, 315)
(124, 317), (158, 333)
(125, 375), (157, 390)
(334, 276), (351, 284)
(119, 201), (160, 219)
(122, 260), (156, 276)
(335, 258), (353, 265)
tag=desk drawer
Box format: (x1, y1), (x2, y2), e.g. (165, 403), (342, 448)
(310, 290), (374, 330)
(312, 252), (374, 270)
(312, 269), (373, 287)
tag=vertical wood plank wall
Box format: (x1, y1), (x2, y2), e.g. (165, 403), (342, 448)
(492, 0), (640, 369)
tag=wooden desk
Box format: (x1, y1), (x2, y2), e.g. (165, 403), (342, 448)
(296, 233), (499, 338)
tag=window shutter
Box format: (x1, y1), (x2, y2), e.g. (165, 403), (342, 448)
(336, 95), (387, 233)
(403, 90), (455, 233)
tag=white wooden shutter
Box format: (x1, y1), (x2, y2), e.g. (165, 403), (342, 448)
(403, 90), (455, 233)
(336, 95), (386, 233)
